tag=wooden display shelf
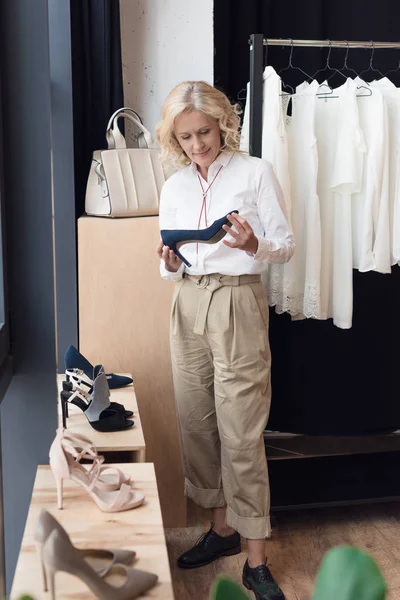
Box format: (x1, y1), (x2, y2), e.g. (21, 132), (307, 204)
(11, 463), (174, 599)
(77, 215), (186, 527)
(57, 374), (146, 462)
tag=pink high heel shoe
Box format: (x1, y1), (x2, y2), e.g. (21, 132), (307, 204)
(49, 428), (145, 512)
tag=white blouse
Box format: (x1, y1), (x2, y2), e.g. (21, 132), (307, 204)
(371, 77), (400, 266)
(315, 77), (366, 329)
(352, 77), (391, 274)
(158, 151), (294, 281)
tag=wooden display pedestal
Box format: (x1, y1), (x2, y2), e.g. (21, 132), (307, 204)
(57, 374), (146, 462)
(11, 464), (174, 599)
(77, 215), (186, 527)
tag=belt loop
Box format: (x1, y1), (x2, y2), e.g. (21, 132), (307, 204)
(193, 287), (213, 335)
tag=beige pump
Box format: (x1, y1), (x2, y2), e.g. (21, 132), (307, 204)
(34, 509), (136, 591)
(42, 528), (158, 600)
(49, 428), (145, 512)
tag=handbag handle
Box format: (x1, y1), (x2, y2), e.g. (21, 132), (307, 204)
(106, 107), (142, 149)
(106, 107), (154, 150)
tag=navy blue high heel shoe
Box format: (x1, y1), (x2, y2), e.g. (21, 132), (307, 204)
(160, 210), (239, 268)
(64, 345), (133, 389)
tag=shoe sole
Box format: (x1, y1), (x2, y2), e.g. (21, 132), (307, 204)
(177, 545), (242, 569)
(243, 577), (285, 600)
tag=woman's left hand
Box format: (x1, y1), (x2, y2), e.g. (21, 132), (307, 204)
(222, 213), (259, 254)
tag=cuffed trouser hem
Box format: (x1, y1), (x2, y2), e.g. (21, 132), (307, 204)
(185, 478), (226, 508)
(226, 506), (271, 540)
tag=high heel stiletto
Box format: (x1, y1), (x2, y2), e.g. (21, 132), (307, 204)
(160, 210), (239, 267)
(49, 428), (145, 512)
(48, 429), (131, 492)
(42, 528), (158, 600)
(63, 373), (134, 418)
(34, 509), (135, 591)
(61, 370), (134, 432)
(65, 344), (133, 389)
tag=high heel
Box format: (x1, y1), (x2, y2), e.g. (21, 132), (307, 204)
(34, 509), (135, 590)
(51, 429), (131, 492)
(65, 345), (133, 389)
(35, 540), (48, 591)
(49, 428), (143, 511)
(42, 529), (158, 600)
(50, 430), (130, 493)
(160, 210), (239, 267)
(64, 368), (134, 418)
(61, 371), (134, 432)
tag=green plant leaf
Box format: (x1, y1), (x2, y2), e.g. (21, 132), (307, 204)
(313, 546), (387, 600)
(18, 596), (35, 600)
(211, 576), (249, 600)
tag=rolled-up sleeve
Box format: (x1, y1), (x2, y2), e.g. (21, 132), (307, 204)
(253, 160), (295, 264)
(159, 183), (185, 281)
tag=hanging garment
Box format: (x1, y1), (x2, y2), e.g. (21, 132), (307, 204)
(268, 80), (322, 318)
(315, 78), (366, 329)
(370, 77), (400, 265)
(351, 77), (391, 274)
(240, 66), (292, 222)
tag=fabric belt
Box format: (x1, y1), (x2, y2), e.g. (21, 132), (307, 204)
(184, 273), (262, 335)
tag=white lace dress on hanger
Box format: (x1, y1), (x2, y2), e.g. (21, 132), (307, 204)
(240, 66), (293, 309)
(269, 79), (322, 318)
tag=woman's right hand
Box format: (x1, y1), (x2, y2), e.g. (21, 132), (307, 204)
(156, 240), (182, 272)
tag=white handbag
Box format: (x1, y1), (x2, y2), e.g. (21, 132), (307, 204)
(85, 107), (165, 218)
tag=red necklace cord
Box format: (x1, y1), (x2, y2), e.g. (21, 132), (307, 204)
(196, 166), (224, 258)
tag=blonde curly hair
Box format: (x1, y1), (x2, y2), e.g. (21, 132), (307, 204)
(156, 81), (242, 169)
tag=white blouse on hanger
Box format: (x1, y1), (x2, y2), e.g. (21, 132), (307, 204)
(240, 66), (292, 222)
(270, 79), (322, 319)
(370, 77), (400, 266)
(315, 77), (366, 329)
(352, 77), (391, 274)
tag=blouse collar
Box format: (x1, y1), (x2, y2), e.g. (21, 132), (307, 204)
(190, 150), (235, 175)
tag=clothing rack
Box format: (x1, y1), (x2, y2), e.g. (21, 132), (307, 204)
(248, 34), (400, 156)
(247, 34), (400, 509)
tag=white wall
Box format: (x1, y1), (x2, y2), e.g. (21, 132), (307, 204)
(120, 0), (214, 143)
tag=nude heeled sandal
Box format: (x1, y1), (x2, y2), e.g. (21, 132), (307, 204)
(42, 528), (158, 600)
(50, 429), (131, 492)
(34, 509), (136, 591)
(49, 428), (145, 512)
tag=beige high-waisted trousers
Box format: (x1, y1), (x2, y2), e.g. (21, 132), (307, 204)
(170, 273), (272, 539)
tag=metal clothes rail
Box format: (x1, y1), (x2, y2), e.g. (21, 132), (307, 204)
(248, 34), (400, 156)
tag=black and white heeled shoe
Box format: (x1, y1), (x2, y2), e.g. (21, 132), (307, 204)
(64, 345), (133, 389)
(61, 371), (134, 432)
(65, 366), (133, 418)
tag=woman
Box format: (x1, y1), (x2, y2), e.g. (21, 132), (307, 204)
(156, 81), (294, 600)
